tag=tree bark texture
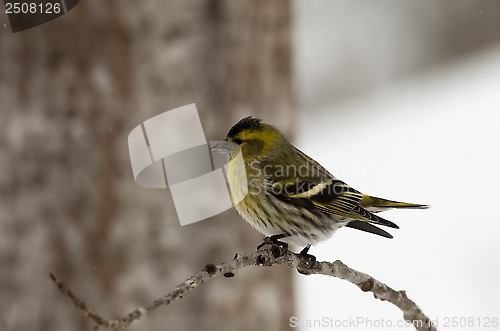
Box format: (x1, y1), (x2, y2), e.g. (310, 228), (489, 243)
(0, 1), (295, 331)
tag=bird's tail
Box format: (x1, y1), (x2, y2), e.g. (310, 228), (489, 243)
(360, 194), (429, 213)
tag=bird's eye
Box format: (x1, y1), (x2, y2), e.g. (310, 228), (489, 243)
(233, 138), (244, 145)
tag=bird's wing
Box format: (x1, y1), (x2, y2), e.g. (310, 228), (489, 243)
(264, 145), (399, 230)
(269, 177), (396, 225)
(344, 221), (394, 238)
(270, 177), (361, 218)
(268, 178), (399, 240)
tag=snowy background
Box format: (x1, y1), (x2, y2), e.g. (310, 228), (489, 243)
(292, 1), (500, 330)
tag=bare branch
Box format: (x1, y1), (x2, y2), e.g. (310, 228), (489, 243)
(50, 243), (436, 331)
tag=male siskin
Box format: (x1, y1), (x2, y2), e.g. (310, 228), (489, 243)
(212, 117), (428, 248)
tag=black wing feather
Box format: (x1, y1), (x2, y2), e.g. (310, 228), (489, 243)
(346, 221), (393, 238)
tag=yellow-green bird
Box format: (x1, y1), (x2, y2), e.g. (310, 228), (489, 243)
(212, 116), (428, 248)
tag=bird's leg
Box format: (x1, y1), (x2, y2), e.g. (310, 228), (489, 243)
(299, 244), (311, 255)
(298, 244), (316, 271)
(257, 233), (289, 252)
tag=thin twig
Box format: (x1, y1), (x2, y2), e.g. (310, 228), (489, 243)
(50, 243), (436, 331)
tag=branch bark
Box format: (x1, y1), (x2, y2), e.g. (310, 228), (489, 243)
(50, 242), (436, 331)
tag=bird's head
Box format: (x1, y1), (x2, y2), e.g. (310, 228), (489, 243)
(212, 116), (287, 163)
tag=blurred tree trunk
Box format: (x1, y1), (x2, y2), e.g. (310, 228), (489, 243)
(0, 1), (295, 331)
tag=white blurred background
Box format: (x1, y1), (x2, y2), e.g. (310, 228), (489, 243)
(292, 1), (500, 330)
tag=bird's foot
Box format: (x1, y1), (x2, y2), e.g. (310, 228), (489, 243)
(257, 234), (289, 256)
(297, 244), (316, 273)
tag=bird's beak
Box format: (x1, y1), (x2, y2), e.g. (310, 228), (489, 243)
(210, 141), (238, 155)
